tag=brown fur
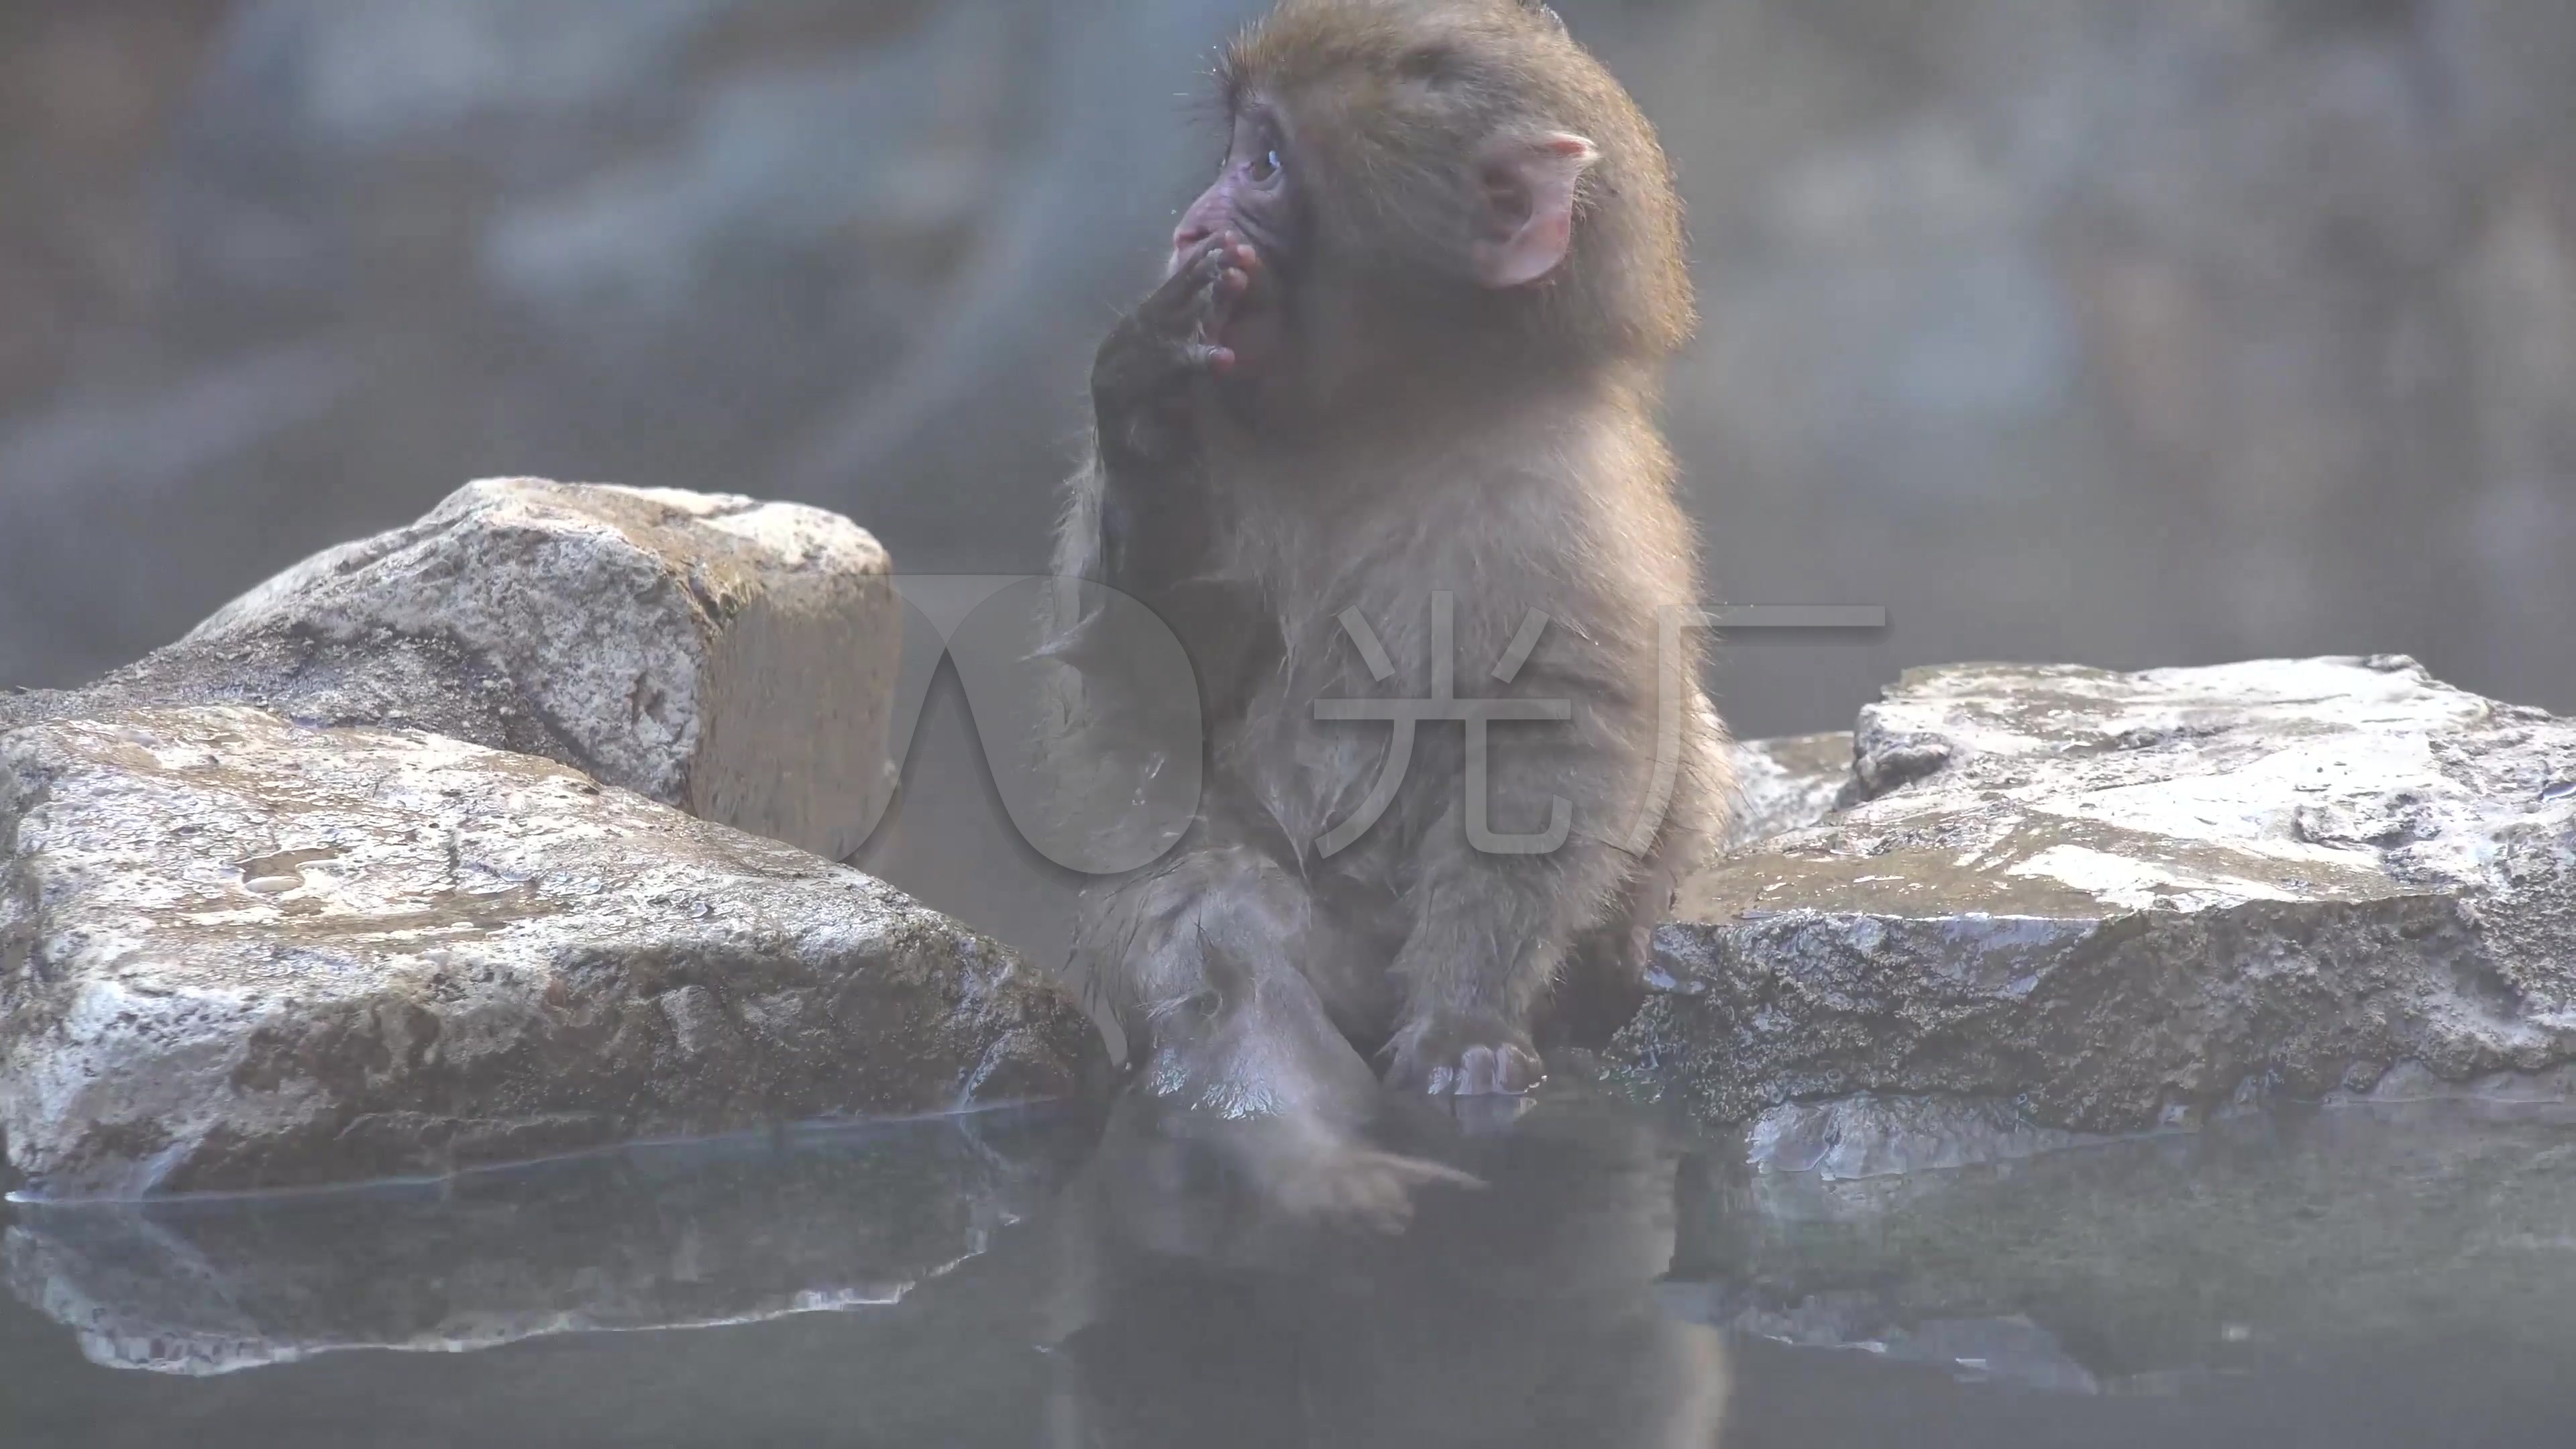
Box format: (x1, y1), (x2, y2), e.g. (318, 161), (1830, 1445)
(1221, 0), (1693, 369)
(1049, 0), (1729, 1155)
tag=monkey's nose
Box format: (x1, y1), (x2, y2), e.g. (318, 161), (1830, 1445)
(1173, 184), (1233, 256)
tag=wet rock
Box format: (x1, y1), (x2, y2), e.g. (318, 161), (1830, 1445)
(1725, 732), (1856, 850)
(2, 1110), (1088, 1375)
(1616, 657), (2576, 1138)
(0, 706), (1108, 1199)
(0, 478), (902, 861)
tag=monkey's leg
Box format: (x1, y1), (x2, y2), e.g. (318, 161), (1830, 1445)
(1075, 845), (1477, 1226)
(1553, 773), (1721, 1047)
(1551, 867), (1666, 1049)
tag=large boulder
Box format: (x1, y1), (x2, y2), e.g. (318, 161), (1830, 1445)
(1616, 657), (2576, 1143)
(0, 479), (902, 862)
(0, 706), (1106, 1200)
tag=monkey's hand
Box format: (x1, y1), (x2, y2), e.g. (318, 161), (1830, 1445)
(1385, 1014), (1547, 1099)
(1238, 1115), (1485, 1235)
(1091, 233), (1263, 468)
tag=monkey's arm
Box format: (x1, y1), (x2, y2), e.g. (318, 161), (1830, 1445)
(1383, 831), (1636, 1093)
(1049, 237), (1277, 716)
(1081, 234), (1262, 600)
(1382, 664), (1706, 1095)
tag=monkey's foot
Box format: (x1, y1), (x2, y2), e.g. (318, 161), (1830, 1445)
(1383, 1018), (1546, 1097)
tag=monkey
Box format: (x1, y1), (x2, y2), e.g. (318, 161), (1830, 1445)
(1044, 0), (1730, 1218)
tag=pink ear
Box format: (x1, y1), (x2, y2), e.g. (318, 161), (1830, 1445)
(1472, 131), (1599, 289)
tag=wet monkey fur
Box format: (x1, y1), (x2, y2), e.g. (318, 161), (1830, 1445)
(1047, 0), (1729, 1217)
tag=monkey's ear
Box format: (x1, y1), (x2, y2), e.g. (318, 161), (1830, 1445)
(1472, 131), (1599, 289)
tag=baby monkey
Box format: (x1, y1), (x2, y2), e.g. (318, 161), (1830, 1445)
(1050, 0), (1729, 1220)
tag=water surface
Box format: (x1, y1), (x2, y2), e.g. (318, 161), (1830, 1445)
(3, 1085), (2573, 1447)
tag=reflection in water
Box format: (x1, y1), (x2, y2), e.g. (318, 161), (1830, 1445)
(1672, 1099), (2576, 1393)
(4, 1083), (2576, 1446)
(3, 1110), (1091, 1375)
(1037, 1089), (1731, 1448)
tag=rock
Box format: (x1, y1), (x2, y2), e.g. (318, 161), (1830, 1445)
(1615, 657), (2576, 1138)
(1725, 733), (1856, 850)
(0, 706), (1107, 1199)
(2, 1110), (1088, 1375)
(0, 479), (902, 862)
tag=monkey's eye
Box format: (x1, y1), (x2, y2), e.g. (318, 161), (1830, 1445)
(1250, 146), (1283, 183)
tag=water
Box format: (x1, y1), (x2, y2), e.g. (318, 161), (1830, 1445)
(3, 1083), (2574, 1447)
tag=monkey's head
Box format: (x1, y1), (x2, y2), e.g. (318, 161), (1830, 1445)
(1175, 0), (1694, 414)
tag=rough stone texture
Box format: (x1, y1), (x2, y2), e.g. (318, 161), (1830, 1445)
(1724, 733), (1856, 851)
(1615, 657), (2576, 1135)
(3, 1111), (1088, 1375)
(0, 706), (1106, 1200)
(0, 478), (902, 863)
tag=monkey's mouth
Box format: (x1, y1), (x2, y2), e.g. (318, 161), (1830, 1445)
(1214, 299), (1284, 378)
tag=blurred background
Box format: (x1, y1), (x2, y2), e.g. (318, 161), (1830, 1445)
(4, 0), (2573, 945)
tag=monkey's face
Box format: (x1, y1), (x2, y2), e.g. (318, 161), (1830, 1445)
(1171, 107), (1297, 274)
(1177, 0), (1690, 404)
(1170, 103), (1301, 379)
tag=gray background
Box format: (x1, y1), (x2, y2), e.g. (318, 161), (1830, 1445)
(5, 0), (2573, 945)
